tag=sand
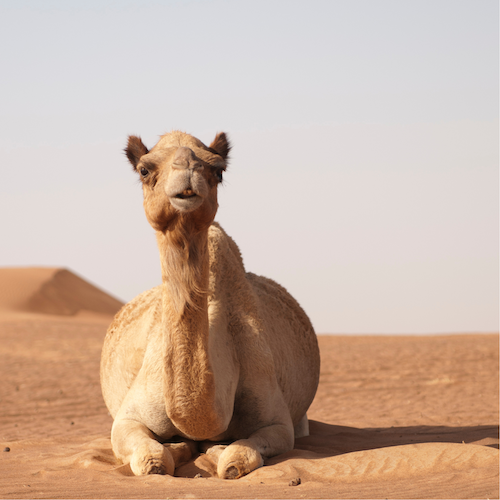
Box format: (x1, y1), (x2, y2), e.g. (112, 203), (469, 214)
(0, 267), (498, 499)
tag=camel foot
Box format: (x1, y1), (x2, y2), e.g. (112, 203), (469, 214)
(130, 441), (175, 476)
(216, 440), (264, 479)
(166, 441), (197, 468)
(204, 444), (227, 464)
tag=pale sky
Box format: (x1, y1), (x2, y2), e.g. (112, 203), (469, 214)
(0, 0), (498, 334)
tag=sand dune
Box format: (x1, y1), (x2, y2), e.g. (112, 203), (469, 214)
(0, 268), (497, 499)
(0, 267), (123, 317)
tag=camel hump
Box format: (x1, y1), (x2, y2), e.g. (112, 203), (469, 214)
(246, 273), (313, 332)
(208, 222), (245, 271)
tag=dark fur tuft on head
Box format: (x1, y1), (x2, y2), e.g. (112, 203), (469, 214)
(125, 135), (149, 168)
(208, 132), (231, 162)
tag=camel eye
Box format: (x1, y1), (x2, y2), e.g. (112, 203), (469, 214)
(140, 167), (149, 177)
(215, 169), (223, 183)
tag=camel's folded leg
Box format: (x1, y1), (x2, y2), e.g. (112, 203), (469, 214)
(213, 422), (294, 479)
(111, 419), (191, 476)
(165, 440), (198, 468)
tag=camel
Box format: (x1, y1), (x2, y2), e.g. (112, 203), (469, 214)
(100, 130), (320, 479)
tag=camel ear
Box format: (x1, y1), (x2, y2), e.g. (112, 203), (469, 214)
(125, 135), (149, 168)
(209, 132), (231, 161)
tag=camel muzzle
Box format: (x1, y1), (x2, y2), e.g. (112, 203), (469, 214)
(166, 147), (210, 212)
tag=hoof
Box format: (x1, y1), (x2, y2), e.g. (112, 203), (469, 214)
(217, 440), (263, 479)
(204, 444), (227, 464)
(140, 458), (167, 475)
(221, 463), (243, 480)
(130, 442), (175, 476)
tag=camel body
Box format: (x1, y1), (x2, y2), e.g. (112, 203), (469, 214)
(100, 131), (320, 478)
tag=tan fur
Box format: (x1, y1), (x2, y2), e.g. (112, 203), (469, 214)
(100, 131), (320, 479)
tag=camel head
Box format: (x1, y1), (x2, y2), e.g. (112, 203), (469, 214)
(125, 131), (231, 232)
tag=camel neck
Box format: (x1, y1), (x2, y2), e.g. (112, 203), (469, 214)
(156, 223), (223, 439)
(157, 223), (209, 315)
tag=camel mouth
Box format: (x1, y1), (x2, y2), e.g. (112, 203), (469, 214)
(169, 190), (203, 213)
(175, 189), (197, 200)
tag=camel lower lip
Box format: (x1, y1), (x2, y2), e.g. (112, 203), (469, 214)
(170, 194), (203, 212)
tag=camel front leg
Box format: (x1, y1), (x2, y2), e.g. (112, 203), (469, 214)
(111, 418), (194, 476)
(213, 422), (294, 479)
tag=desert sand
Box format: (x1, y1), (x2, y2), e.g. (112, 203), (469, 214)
(0, 267), (498, 499)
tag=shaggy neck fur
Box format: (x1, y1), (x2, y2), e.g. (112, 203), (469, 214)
(157, 219), (223, 439)
(157, 217), (208, 315)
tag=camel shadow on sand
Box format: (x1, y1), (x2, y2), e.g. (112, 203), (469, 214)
(295, 419), (499, 453)
(173, 419), (499, 478)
